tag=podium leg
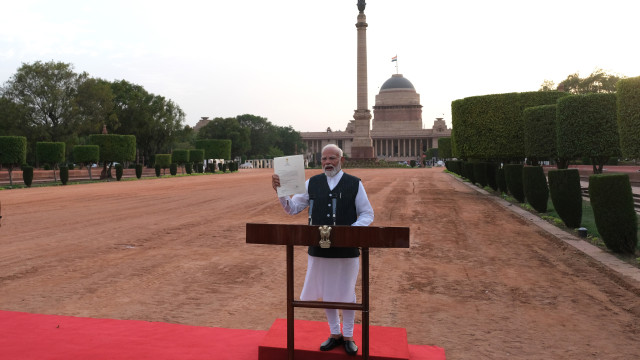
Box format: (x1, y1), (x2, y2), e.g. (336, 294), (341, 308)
(287, 244), (294, 360)
(362, 247), (369, 359)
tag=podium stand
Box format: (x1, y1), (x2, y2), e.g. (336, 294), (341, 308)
(246, 223), (410, 360)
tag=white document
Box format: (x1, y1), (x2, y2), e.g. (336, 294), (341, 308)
(274, 155), (306, 197)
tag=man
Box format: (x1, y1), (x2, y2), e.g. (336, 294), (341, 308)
(272, 144), (374, 356)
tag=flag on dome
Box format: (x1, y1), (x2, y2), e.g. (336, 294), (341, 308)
(391, 56), (397, 62)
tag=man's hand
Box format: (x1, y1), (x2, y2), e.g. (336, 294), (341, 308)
(272, 174), (281, 192)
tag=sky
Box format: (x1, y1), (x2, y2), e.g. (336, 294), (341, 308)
(1, 0), (638, 133)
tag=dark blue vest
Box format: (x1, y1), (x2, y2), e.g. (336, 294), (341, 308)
(308, 172), (360, 258)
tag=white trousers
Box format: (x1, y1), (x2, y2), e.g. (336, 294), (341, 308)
(300, 256), (359, 337)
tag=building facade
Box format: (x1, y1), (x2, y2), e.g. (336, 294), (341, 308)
(300, 74), (451, 163)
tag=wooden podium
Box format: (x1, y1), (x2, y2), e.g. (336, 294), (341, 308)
(246, 223), (410, 360)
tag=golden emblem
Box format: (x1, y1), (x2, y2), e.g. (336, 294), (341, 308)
(318, 225), (332, 248)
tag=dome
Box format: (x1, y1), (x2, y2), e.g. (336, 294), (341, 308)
(380, 74), (415, 91)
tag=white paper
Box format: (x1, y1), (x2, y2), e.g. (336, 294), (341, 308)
(274, 155), (306, 197)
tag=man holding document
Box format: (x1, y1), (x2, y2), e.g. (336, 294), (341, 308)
(271, 144), (374, 356)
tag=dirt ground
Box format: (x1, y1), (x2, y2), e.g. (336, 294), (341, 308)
(1, 168), (639, 359)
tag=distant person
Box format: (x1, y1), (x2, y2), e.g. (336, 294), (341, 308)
(271, 144), (374, 355)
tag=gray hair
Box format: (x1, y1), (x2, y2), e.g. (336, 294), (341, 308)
(321, 144), (343, 157)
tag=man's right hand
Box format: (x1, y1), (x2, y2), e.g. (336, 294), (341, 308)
(272, 174), (280, 192)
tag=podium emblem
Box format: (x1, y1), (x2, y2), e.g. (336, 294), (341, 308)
(318, 225), (332, 248)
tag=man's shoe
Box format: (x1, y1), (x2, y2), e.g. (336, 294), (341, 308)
(320, 336), (343, 351)
(344, 340), (358, 355)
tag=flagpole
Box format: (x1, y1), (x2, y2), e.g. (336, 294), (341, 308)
(395, 54), (398, 74)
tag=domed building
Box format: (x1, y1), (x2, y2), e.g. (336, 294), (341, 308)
(301, 73), (450, 163)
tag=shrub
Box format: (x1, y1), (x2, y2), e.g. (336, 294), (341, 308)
(588, 174), (638, 254)
(497, 168), (507, 194)
(463, 162), (475, 184)
(410, 160), (416, 168)
(115, 164), (124, 181)
(196, 163), (204, 173)
(135, 164), (143, 179)
(522, 166), (549, 213)
(548, 169), (582, 228)
(155, 164), (161, 177)
(486, 162), (498, 191)
(221, 163), (227, 173)
(59, 166), (69, 185)
(170, 163), (178, 176)
(185, 163), (192, 174)
(22, 165), (33, 187)
(504, 164), (525, 202)
(473, 162), (488, 188)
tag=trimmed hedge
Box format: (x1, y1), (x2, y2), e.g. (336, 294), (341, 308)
(523, 104), (557, 163)
(522, 166), (548, 213)
(155, 164), (161, 177)
(588, 174), (638, 253)
(548, 169), (582, 228)
(135, 164), (143, 179)
(22, 165), (33, 187)
(473, 162), (487, 188)
(195, 139), (231, 161)
(115, 164), (123, 181)
(617, 76), (640, 159)
(497, 168), (507, 194)
(89, 134), (136, 165)
(463, 162), (475, 184)
(155, 154), (171, 175)
(0, 136), (27, 186)
(438, 137), (452, 159)
(557, 93), (620, 173)
(451, 91), (567, 160)
(504, 164), (525, 202)
(170, 163), (178, 176)
(60, 166), (69, 185)
(486, 162), (498, 191)
(185, 163), (192, 174)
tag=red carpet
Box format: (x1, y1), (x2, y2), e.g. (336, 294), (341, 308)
(0, 311), (445, 359)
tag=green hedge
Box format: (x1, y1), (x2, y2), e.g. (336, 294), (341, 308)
(135, 164), (143, 179)
(588, 174), (638, 253)
(36, 142), (65, 167)
(89, 134), (136, 165)
(170, 163), (178, 176)
(617, 76), (640, 159)
(523, 104), (557, 163)
(195, 139), (231, 160)
(473, 162), (487, 187)
(60, 166), (69, 185)
(557, 93), (620, 173)
(497, 167), (507, 194)
(451, 91), (567, 160)
(522, 166), (548, 213)
(185, 163), (192, 174)
(504, 164), (525, 202)
(115, 163), (123, 181)
(0, 136), (27, 186)
(463, 162), (475, 184)
(438, 137), (452, 159)
(548, 169), (582, 228)
(22, 165), (33, 187)
(486, 162), (498, 191)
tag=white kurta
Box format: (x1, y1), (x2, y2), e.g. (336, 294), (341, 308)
(278, 170), (374, 301)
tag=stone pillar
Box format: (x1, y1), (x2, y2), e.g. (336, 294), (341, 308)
(350, 9), (374, 159)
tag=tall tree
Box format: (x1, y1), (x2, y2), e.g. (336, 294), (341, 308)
(275, 125), (305, 155)
(236, 114), (277, 158)
(540, 69), (623, 94)
(1, 61), (87, 142)
(197, 117), (250, 159)
(73, 77), (118, 137)
(110, 80), (185, 165)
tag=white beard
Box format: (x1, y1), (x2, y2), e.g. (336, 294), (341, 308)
(324, 164), (340, 177)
